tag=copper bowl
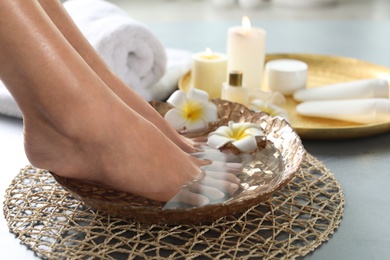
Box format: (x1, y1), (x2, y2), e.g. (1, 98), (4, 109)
(53, 99), (306, 225)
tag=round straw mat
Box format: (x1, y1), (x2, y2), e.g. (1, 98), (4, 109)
(3, 153), (344, 259)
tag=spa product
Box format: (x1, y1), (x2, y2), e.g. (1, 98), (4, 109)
(192, 48), (227, 99)
(63, 0), (167, 92)
(265, 59), (308, 95)
(296, 98), (390, 124)
(293, 78), (389, 102)
(227, 16), (266, 90)
(221, 71), (249, 105)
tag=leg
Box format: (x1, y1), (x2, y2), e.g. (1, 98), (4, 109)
(36, 0), (196, 153)
(0, 0), (239, 204)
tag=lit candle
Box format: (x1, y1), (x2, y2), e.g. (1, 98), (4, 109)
(191, 48), (227, 99)
(227, 16), (266, 91)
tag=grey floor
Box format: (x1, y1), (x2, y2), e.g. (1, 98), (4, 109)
(109, 0), (390, 22)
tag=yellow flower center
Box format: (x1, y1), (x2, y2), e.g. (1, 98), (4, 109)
(182, 101), (204, 121)
(260, 105), (278, 117)
(229, 127), (248, 141)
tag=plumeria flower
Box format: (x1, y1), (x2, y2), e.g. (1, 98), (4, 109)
(249, 89), (289, 121)
(165, 88), (218, 132)
(207, 121), (265, 153)
(250, 89), (286, 106)
(250, 99), (290, 122)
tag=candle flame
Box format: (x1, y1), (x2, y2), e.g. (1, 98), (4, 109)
(204, 47), (213, 57)
(201, 47), (219, 60)
(242, 16), (251, 32)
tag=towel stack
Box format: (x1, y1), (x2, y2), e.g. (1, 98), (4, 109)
(0, 0), (191, 118)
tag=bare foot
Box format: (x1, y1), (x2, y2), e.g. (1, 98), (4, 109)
(21, 86), (240, 204)
(22, 92), (208, 202)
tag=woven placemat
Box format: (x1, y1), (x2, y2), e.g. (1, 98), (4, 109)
(3, 153), (344, 259)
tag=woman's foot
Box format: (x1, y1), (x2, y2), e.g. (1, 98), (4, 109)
(22, 86), (240, 204)
(22, 90), (209, 202)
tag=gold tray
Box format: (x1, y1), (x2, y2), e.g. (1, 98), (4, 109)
(179, 53), (390, 140)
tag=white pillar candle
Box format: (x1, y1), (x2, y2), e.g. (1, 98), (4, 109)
(191, 48), (227, 99)
(227, 16), (266, 91)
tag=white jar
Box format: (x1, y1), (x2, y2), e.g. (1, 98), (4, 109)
(265, 59), (308, 96)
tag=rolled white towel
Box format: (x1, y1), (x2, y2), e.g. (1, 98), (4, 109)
(63, 0), (167, 94)
(145, 48), (192, 101)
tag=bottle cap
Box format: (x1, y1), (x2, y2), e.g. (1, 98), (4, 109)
(229, 70), (243, 87)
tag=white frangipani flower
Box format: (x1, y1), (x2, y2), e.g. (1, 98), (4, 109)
(165, 88), (218, 132)
(207, 121), (265, 153)
(250, 99), (290, 122)
(250, 89), (286, 106)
